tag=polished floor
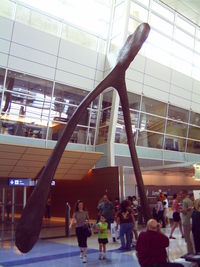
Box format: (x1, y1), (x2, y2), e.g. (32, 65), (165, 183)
(0, 219), (191, 267)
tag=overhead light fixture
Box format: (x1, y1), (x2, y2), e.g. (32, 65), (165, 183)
(193, 163), (200, 181)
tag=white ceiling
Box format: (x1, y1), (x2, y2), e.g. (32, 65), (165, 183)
(159, 0), (200, 27)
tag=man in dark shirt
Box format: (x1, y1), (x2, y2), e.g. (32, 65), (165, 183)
(136, 219), (169, 267)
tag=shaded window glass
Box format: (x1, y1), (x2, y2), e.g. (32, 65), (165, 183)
(188, 126), (200, 140)
(1, 70), (53, 139)
(137, 131), (164, 149)
(130, 2), (148, 21)
(141, 97), (167, 117)
(139, 113), (165, 133)
(97, 126), (109, 144)
(102, 90), (113, 109)
(0, 68), (6, 107)
(128, 18), (140, 34)
(119, 92), (140, 110)
(168, 105), (189, 123)
(164, 135), (186, 152)
(117, 108), (139, 128)
(174, 28), (194, 48)
(190, 111), (200, 126)
(100, 108), (111, 127)
(187, 140), (200, 154)
(0, 0), (15, 19)
(166, 120), (187, 138)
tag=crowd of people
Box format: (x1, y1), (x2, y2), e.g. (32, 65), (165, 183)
(69, 190), (200, 266)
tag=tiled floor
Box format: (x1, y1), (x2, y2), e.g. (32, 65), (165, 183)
(0, 219), (189, 267)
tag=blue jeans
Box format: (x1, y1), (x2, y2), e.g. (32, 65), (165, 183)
(120, 222), (133, 249)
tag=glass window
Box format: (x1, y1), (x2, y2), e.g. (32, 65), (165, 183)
(16, 5), (60, 36)
(187, 140), (200, 154)
(168, 105), (189, 122)
(117, 107), (139, 128)
(97, 125), (109, 144)
(151, 1), (174, 22)
(137, 131), (164, 149)
(0, 0), (15, 19)
(176, 16), (195, 35)
(194, 39), (200, 53)
(139, 113), (165, 133)
(0, 68), (6, 114)
(164, 135), (186, 152)
(114, 2), (125, 20)
(119, 92), (140, 110)
(1, 70), (53, 139)
(145, 43), (171, 67)
(150, 14), (173, 37)
(190, 111), (200, 126)
(166, 120), (187, 138)
(193, 53), (200, 68)
(141, 97), (167, 117)
(102, 90), (113, 109)
(128, 18), (140, 34)
(130, 2), (148, 21)
(112, 17), (124, 37)
(170, 57), (192, 76)
(174, 28), (194, 48)
(135, 0), (149, 7)
(100, 108), (111, 127)
(188, 126), (200, 140)
(148, 30), (172, 54)
(62, 25), (98, 51)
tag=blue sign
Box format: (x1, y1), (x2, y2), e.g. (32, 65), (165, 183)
(9, 178), (31, 186)
(9, 178), (56, 187)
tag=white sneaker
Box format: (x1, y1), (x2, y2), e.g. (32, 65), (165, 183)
(82, 256), (87, 263)
(80, 252), (83, 258)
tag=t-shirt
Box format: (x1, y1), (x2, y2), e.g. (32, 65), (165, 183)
(98, 221), (108, 239)
(98, 201), (114, 221)
(72, 211), (89, 228)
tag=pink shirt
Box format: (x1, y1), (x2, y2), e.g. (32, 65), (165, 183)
(172, 199), (180, 213)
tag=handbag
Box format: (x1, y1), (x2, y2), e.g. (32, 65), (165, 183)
(83, 224), (92, 237)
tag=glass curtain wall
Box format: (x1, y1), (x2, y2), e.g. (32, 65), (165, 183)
(0, 68), (99, 145)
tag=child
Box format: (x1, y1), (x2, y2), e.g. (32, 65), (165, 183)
(97, 215), (108, 260)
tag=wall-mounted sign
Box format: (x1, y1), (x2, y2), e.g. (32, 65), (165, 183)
(9, 178), (56, 187)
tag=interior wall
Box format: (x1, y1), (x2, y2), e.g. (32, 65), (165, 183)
(46, 166), (119, 219)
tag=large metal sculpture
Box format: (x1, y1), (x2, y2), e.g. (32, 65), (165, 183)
(15, 23), (151, 253)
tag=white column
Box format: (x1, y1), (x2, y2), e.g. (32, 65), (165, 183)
(107, 90), (119, 166)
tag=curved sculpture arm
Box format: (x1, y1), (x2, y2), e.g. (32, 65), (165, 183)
(15, 23), (151, 253)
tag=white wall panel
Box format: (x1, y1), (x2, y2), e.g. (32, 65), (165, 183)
(57, 58), (95, 80)
(96, 53), (106, 71)
(143, 85), (169, 102)
(0, 39), (10, 54)
(59, 39), (97, 68)
(10, 43), (57, 68)
(145, 58), (171, 82)
(169, 94), (191, 109)
(8, 56), (55, 80)
(193, 80), (200, 95)
(0, 53), (8, 67)
(12, 22), (59, 55)
(126, 79), (143, 94)
(191, 102), (200, 113)
(191, 92), (200, 104)
(127, 68), (143, 83)
(170, 85), (192, 100)
(144, 74), (170, 93)
(55, 69), (93, 90)
(131, 53), (145, 72)
(95, 70), (104, 83)
(0, 16), (13, 40)
(171, 70), (193, 91)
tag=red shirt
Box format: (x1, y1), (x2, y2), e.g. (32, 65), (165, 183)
(136, 230), (169, 266)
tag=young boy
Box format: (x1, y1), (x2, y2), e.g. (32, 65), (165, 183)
(97, 215), (108, 260)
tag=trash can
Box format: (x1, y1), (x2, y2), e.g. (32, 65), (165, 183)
(65, 202), (71, 237)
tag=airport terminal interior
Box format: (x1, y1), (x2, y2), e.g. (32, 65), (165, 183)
(1, 0), (200, 266)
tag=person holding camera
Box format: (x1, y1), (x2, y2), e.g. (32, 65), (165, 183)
(136, 219), (169, 266)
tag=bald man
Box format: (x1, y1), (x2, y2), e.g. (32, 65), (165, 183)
(136, 219), (169, 267)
